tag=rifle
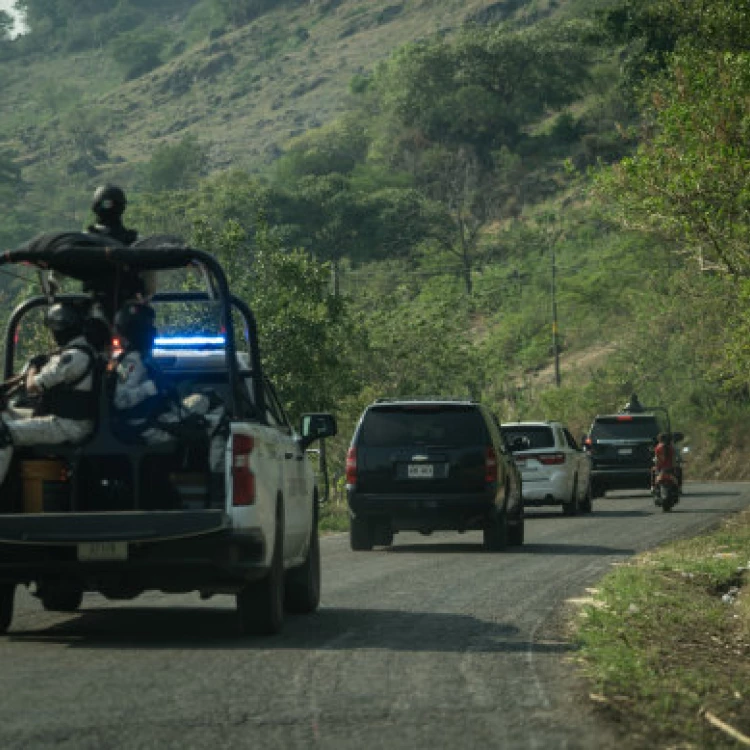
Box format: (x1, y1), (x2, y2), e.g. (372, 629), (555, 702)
(0, 355), (49, 410)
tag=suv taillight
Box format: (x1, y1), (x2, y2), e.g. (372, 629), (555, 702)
(485, 446), (498, 483)
(538, 452), (566, 466)
(346, 447), (357, 485)
(232, 434), (256, 506)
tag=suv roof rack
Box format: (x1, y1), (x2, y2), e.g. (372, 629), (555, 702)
(373, 396), (477, 404)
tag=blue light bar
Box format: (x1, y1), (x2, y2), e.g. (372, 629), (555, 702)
(153, 335), (226, 348)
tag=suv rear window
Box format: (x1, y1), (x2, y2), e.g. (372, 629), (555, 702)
(591, 416), (659, 441)
(500, 426), (554, 450)
(359, 406), (488, 447)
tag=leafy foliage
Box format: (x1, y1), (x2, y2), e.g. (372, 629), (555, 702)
(142, 135), (210, 192)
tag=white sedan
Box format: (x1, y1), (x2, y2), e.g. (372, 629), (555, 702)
(500, 421), (592, 515)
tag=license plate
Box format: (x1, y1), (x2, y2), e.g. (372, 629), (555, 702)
(77, 541), (128, 561)
(618, 448), (633, 455)
(408, 464), (434, 479)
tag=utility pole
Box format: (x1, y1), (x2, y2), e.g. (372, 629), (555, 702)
(550, 233), (561, 388)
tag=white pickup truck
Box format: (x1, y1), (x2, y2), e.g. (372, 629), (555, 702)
(0, 235), (337, 635)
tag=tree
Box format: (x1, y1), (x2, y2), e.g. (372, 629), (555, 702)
(597, 48), (750, 275)
(189, 217), (363, 417)
(111, 28), (170, 80)
(372, 22), (593, 163)
(143, 135), (210, 192)
(0, 10), (14, 41)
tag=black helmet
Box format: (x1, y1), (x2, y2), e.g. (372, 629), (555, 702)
(92, 184), (127, 220)
(114, 301), (156, 352)
(45, 303), (84, 346)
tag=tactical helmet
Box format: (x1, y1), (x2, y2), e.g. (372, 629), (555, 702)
(45, 303), (84, 346)
(92, 184), (127, 220)
(114, 301), (156, 352)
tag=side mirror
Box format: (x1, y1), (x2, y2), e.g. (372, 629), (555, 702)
(300, 413), (337, 448)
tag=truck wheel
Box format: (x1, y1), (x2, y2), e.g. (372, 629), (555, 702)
(483, 510), (508, 552)
(40, 586), (83, 613)
(285, 515), (321, 614)
(0, 584), (15, 634)
(350, 516), (374, 551)
(237, 511), (284, 636)
(562, 479), (579, 516)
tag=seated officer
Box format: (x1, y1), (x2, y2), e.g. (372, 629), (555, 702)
(0, 303), (96, 486)
(112, 302), (227, 477)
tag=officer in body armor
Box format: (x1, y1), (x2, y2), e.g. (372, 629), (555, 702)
(0, 303), (97, 486)
(83, 185), (158, 318)
(87, 185), (138, 246)
(112, 302), (227, 477)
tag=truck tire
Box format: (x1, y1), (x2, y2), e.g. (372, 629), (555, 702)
(0, 584), (14, 634)
(350, 516), (374, 551)
(483, 510), (508, 552)
(285, 511), (321, 614)
(237, 507), (284, 636)
(40, 586), (83, 613)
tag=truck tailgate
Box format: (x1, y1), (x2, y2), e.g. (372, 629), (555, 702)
(0, 510), (230, 544)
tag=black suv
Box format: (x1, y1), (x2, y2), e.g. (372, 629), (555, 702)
(345, 398), (524, 551)
(585, 413), (662, 497)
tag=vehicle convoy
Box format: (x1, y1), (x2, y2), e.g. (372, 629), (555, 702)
(345, 398), (524, 551)
(0, 233), (337, 636)
(583, 394), (685, 500)
(500, 421), (592, 515)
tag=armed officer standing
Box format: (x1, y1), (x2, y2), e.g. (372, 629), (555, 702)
(0, 303), (97, 486)
(87, 184), (138, 246)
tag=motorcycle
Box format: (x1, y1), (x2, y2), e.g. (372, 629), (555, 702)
(652, 466), (680, 512)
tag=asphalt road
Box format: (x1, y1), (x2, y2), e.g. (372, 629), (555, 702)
(1, 483), (748, 750)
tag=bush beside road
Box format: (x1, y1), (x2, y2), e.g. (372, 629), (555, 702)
(575, 507), (750, 748)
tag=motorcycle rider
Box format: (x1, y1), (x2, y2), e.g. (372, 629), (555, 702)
(652, 432), (677, 493)
(0, 303), (97, 486)
(112, 302), (227, 493)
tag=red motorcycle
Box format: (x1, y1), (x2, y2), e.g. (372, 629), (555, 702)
(651, 431), (684, 512)
(652, 466), (680, 512)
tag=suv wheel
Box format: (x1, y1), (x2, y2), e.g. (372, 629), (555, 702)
(562, 478), (579, 516)
(483, 510), (508, 552)
(579, 481), (593, 514)
(40, 585), (83, 613)
(350, 516), (374, 551)
(508, 515), (524, 546)
(0, 584), (14, 634)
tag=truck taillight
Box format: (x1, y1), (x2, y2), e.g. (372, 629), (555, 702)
(346, 447), (357, 485)
(232, 434), (256, 506)
(485, 446), (498, 483)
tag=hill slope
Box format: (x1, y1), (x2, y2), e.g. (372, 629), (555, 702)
(1, 0), (573, 179)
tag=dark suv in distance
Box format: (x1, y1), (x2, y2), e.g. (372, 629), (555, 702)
(584, 413), (662, 497)
(345, 398), (524, 551)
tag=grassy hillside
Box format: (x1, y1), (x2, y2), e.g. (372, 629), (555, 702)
(1, 0), (579, 182)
